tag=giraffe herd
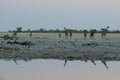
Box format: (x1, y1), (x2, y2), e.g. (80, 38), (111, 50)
(10, 26), (110, 39)
(61, 26), (110, 39)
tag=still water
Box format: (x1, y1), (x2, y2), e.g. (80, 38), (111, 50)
(0, 59), (120, 80)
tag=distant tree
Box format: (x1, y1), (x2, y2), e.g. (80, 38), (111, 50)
(83, 30), (88, 33)
(112, 30), (120, 33)
(49, 29), (53, 32)
(79, 30), (83, 33)
(71, 29), (79, 33)
(27, 29), (31, 32)
(56, 29), (60, 32)
(16, 27), (22, 32)
(8, 30), (12, 32)
(89, 29), (96, 33)
(40, 28), (46, 32)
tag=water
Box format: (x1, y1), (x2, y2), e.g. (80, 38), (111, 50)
(0, 59), (120, 80)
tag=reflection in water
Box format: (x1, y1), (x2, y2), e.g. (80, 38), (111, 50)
(90, 60), (96, 66)
(2, 58), (109, 69)
(0, 78), (4, 80)
(64, 59), (68, 67)
(63, 59), (108, 69)
(13, 59), (18, 65)
(0, 59), (120, 80)
(101, 60), (109, 69)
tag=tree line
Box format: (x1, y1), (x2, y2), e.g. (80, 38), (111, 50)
(8, 27), (120, 33)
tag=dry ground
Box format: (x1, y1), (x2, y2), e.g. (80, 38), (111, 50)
(0, 32), (120, 40)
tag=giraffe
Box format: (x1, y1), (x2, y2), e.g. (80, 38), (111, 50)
(90, 29), (96, 39)
(64, 27), (72, 39)
(58, 31), (62, 39)
(69, 30), (72, 39)
(64, 27), (68, 39)
(101, 26), (110, 38)
(83, 30), (88, 39)
(29, 31), (33, 38)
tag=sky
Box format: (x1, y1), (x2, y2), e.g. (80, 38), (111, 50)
(0, 0), (120, 31)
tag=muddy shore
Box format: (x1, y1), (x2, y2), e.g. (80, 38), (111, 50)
(0, 38), (120, 61)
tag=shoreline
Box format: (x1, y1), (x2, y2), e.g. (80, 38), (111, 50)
(0, 38), (120, 61)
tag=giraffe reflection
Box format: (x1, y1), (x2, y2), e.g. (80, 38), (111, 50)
(64, 59), (68, 67)
(90, 60), (96, 65)
(10, 58), (109, 69)
(101, 60), (109, 69)
(63, 59), (109, 69)
(13, 59), (18, 65)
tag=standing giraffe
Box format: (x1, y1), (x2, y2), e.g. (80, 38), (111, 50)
(101, 26), (110, 38)
(69, 30), (72, 39)
(64, 27), (68, 39)
(83, 30), (88, 39)
(29, 31), (33, 38)
(64, 27), (72, 39)
(58, 31), (62, 39)
(90, 29), (96, 39)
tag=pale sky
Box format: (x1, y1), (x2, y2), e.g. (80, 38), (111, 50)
(0, 0), (120, 31)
